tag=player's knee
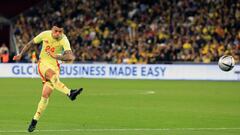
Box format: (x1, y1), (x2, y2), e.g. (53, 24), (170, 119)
(42, 89), (52, 98)
(42, 82), (53, 98)
(42, 93), (50, 98)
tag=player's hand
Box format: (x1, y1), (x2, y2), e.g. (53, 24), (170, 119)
(13, 54), (22, 61)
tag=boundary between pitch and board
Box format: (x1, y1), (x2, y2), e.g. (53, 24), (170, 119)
(1, 128), (240, 133)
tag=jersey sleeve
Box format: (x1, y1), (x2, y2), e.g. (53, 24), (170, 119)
(62, 37), (71, 51)
(33, 31), (45, 44)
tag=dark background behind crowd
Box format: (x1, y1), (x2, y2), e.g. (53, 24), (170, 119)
(9, 0), (240, 64)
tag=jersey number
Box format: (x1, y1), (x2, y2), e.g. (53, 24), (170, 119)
(45, 46), (55, 52)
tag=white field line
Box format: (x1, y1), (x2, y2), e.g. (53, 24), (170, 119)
(1, 128), (240, 133)
(143, 90), (155, 95)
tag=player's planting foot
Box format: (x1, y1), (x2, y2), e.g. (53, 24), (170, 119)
(28, 119), (38, 132)
(68, 88), (83, 101)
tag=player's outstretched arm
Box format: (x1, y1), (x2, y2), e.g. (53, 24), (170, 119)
(13, 40), (36, 61)
(47, 50), (75, 62)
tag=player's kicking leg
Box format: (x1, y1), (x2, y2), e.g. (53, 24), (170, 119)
(45, 69), (83, 100)
(28, 82), (53, 132)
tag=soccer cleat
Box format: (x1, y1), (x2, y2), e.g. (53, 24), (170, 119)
(28, 119), (38, 132)
(68, 88), (83, 101)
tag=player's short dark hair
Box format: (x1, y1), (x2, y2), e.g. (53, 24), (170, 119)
(52, 20), (64, 28)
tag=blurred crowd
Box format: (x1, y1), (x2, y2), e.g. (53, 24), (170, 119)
(14, 0), (240, 64)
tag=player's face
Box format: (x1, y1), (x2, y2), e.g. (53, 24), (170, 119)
(52, 26), (64, 39)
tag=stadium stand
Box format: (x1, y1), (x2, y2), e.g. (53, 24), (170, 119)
(13, 0), (240, 64)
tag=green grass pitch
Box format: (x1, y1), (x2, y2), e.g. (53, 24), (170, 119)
(0, 78), (240, 135)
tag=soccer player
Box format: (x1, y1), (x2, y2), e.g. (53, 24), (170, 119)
(13, 23), (83, 132)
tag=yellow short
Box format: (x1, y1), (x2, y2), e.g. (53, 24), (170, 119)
(37, 61), (60, 83)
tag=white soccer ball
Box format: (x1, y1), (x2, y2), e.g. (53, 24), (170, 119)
(218, 55), (235, 72)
